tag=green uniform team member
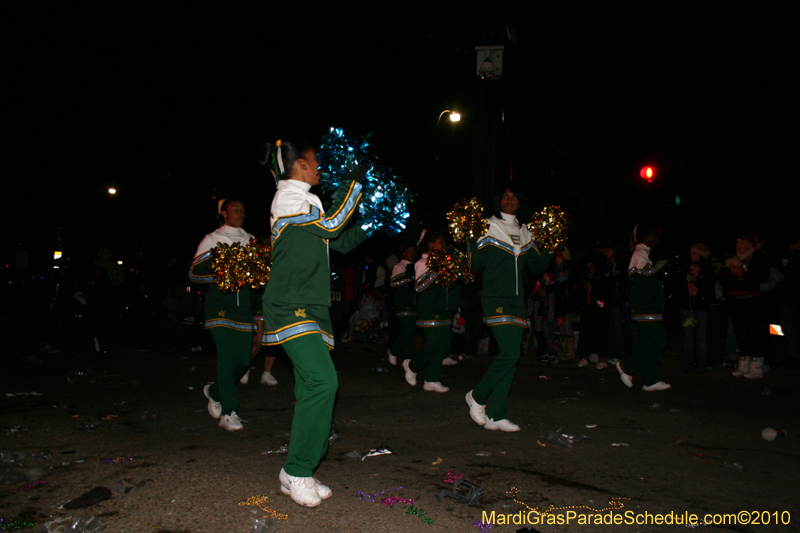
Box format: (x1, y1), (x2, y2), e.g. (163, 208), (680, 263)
(387, 244), (417, 366)
(402, 231), (458, 393)
(616, 224), (672, 391)
(190, 199), (260, 431)
(465, 186), (551, 431)
(262, 139), (366, 508)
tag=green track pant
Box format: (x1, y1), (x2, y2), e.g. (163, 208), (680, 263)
(621, 320), (667, 386)
(389, 316), (416, 361)
(409, 326), (450, 382)
(281, 333), (338, 478)
(208, 327), (252, 416)
(473, 324), (524, 421)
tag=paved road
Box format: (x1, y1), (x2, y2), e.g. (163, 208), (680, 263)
(1, 319), (797, 532)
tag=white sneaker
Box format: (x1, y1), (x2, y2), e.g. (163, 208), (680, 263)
(219, 411), (243, 431)
(441, 356), (458, 366)
(387, 350), (398, 366)
(239, 370), (250, 385)
(465, 390), (487, 426)
(260, 371), (278, 386)
(203, 384), (221, 419)
(279, 468), (321, 507)
(423, 381), (449, 392)
(402, 359), (417, 386)
(485, 418), (521, 432)
(279, 471), (331, 500)
(616, 361), (633, 388)
(577, 359), (589, 368)
(588, 354), (599, 364)
(596, 362), (607, 370)
(642, 381), (671, 391)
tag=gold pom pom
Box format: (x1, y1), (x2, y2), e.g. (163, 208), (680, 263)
(427, 248), (476, 287)
(527, 206), (570, 251)
(211, 239), (272, 293)
(447, 198), (488, 243)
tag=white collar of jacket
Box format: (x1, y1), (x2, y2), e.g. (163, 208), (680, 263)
(195, 224), (253, 256)
(272, 179), (323, 218)
(480, 214), (533, 255)
(629, 243), (652, 271)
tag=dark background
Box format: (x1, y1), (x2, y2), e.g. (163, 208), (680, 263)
(5, 4), (797, 280)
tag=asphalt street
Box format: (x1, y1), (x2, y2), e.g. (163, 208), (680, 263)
(1, 318), (797, 532)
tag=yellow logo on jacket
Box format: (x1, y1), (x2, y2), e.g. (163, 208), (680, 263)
(496, 307), (503, 314)
(218, 310), (226, 317)
(434, 314), (440, 319)
(295, 308), (307, 318)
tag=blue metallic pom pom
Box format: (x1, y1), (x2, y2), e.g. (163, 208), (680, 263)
(318, 127), (411, 237)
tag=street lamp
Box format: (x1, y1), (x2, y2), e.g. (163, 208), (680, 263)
(435, 110), (461, 160)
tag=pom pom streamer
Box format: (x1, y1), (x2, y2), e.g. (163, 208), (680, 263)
(317, 127), (412, 237)
(447, 198), (488, 242)
(426, 249), (476, 287)
(212, 239), (272, 293)
(527, 206), (570, 251)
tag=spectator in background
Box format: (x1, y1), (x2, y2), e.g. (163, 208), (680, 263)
(777, 232), (800, 365)
(539, 247), (573, 364)
(604, 244), (626, 364)
(676, 243), (715, 374)
(720, 230), (771, 379)
(576, 252), (610, 369)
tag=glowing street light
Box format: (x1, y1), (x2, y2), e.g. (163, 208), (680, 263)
(435, 110), (461, 160)
(107, 187), (117, 195)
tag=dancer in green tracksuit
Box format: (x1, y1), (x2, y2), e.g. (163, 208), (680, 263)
(402, 231), (458, 393)
(615, 224), (672, 391)
(262, 140), (365, 508)
(465, 187), (551, 432)
(387, 244), (417, 366)
(190, 199), (260, 431)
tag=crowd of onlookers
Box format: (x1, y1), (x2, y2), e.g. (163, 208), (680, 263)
(351, 227), (800, 378)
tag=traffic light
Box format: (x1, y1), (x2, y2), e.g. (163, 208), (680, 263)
(640, 166), (655, 182)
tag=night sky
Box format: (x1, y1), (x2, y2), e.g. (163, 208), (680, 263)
(6, 5), (797, 272)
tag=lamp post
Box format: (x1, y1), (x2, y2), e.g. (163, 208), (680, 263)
(434, 109), (461, 160)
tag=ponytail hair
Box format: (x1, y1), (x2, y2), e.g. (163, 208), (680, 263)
(262, 140), (315, 184)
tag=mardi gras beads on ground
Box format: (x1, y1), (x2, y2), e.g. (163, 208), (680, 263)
(381, 496), (416, 506)
(354, 486), (405, 502)
(238, 495), (288, 520)
(12, 480), (45, 493)
(527, 206), (569, 251)
(212, 239), (272, 293)
(442, 471), (463, 483)
(0, 518), (34, 531)
(102, 456), (133, 464)
(506, 486), (628, 516)
(403, 504), (434, 525)
(427, 249), (476, 287)
(473, 519), (493, 532)
(447, 198), (488, 242)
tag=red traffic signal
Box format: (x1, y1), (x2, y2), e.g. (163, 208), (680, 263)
(640, 166), (655, 182)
